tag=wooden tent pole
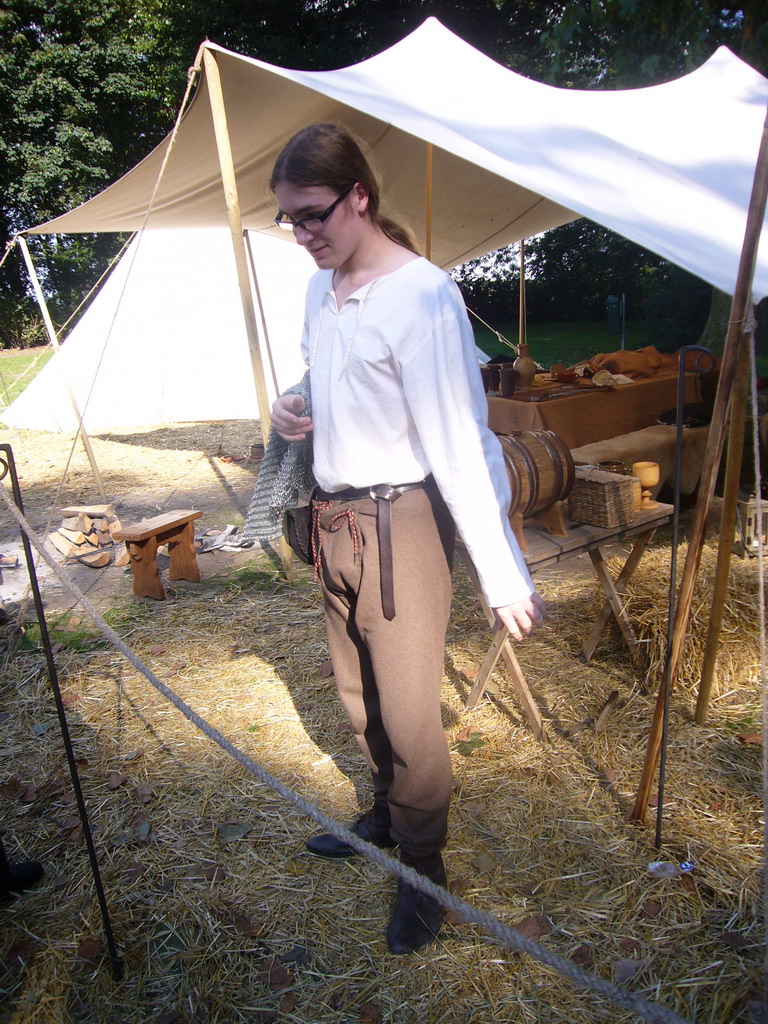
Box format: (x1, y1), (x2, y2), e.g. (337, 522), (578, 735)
(425, 142), (433, 261)
(695, 339), (751, 723)
(203, 48), (272, 438)
(519, 239), (527, 348)
(631, 107), (768, 822)
(17, 235), (108, 502)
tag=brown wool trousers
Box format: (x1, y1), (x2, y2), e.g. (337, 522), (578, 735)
(315, 482), (456, 858)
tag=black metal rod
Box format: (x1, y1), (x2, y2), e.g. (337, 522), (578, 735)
(0, 444), (123, 980)
(654, 348), (717, 849)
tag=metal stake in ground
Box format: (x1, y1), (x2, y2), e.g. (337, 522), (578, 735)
(0, 444), (123, 981)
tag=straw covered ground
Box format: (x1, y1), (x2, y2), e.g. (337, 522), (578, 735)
(0, 423), (764, 1024)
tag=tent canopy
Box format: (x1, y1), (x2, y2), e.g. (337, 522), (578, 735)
(29, 17), (768, 298)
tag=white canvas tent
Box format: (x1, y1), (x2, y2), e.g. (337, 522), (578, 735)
(5, 17), (768, 434)
(2, 229), (312, 432)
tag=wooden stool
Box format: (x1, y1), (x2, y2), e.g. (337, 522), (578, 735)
(113, 510), (202, 600)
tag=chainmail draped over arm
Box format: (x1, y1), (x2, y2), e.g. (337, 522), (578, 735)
(240, 372), (316, 543)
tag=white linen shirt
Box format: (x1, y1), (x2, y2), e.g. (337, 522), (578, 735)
(301, 256), (534, 607)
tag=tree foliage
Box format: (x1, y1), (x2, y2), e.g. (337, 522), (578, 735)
(0, 1), (764, 347)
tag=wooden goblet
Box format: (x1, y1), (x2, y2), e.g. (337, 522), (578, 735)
(632, 461), (660, 510)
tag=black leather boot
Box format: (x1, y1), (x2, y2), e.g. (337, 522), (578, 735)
(386, 851), (446, 954)
(305, 805), (394, 858)
(0, 837), (43, 897)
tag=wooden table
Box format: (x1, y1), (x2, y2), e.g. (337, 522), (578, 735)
(487, 376), (699, 448)
(460, 503), (673, 741)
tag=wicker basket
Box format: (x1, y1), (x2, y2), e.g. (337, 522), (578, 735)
(568, 466), (636, 528)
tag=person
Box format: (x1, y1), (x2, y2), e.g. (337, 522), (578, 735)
(269, 123), (545, 955)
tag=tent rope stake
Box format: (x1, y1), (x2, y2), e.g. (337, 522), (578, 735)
(0, 474), (693, 1024)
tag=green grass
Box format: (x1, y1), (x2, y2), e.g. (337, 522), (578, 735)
(0, 346), (53, 410)
(472, 320), (651, 368)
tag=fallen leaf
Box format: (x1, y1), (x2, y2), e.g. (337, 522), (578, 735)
(135, 783), (156, 804)
(359, 1001), (383, 1023)
(279, 993), (298, 1013)
(570, 943), (594, 968)
(217, 822), (253, 843)
(281, 945), (310, 965)
(719, 930), (749, 949)
(600, 767), (618, 784)
(155, 1012), (179, 1024)
(6, 937), (37, 964)
(455, 726), (482, 743)
(613, 957), (651, 983)
(19, 782), (37, 803)
(123, 861), (148, 882)
(151, 644), (166, 655)
(135, 820), (152, 842)
(318, 660), (335, 677)
(462, 801), (487, 818)
(64, 814), (81, 829)
(449, 876), (471, 898)
(472, 852), (496, 874)
(53, 874), (71, 888)
(678, 873), (697, 892)
(709, 800), (724, 812)
(31, 722), (51, 736)
(259, 955), (294, 991)
(454, 734), (485, 756)
(619, 937), (642, 953)
(123, 748), (145, 762)
(231, 912), (265, 937)
(641, 900), (662, 919)
(108, 773), (128, 790)
(61, 692), (79, 707)
(735, 732), (761, 745)
(0, 777), (23, 800)
(513, 915), (551, 940)
(329, 988), (349, 1010)
(77, 937), (104, 965)
(203, 863), (226, 882)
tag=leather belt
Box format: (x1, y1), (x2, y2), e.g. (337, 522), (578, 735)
(314, 476), (433, 620)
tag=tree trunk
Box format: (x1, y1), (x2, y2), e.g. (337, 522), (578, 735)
(697, 287), (731, 354)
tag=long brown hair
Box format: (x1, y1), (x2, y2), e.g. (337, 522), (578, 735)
(270, 123), (419, 255)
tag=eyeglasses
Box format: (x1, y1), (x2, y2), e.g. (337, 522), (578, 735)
(274, 184), (355, 232)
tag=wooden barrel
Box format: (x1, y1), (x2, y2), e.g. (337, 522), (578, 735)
(497, 429), (575, 518)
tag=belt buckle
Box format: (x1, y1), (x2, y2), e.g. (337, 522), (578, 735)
(369, 483), (397, 502)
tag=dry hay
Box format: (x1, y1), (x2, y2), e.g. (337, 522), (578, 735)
(0, 426), (763, 1023)
(610, 541), (763, 705)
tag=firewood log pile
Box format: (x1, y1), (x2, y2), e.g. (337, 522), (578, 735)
(48, 504), (130, 569)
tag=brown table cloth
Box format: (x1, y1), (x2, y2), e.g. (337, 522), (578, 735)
(487, 374), (700, 449)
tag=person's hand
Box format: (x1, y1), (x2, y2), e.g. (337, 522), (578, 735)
(272, 394), (313, 442)
(492, 592), (546, 641)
